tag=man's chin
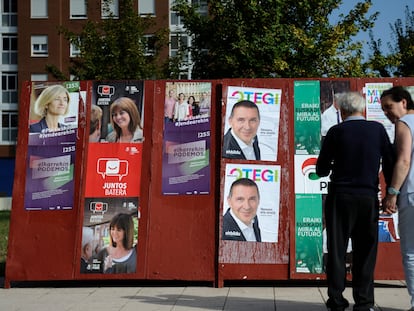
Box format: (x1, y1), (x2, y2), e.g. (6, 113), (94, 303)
(240, 137), (254, 145)
(240, 218), (253, 225)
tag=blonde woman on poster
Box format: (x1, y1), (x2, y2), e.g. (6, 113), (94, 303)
(29, 84), (73, 133)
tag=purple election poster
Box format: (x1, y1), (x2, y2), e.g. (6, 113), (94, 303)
(25, 144), (76, 210)
(162, 82), (212, 195)
(24, 81), (79, 210)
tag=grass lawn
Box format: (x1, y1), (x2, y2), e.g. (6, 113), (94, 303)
(0, 210), (10, 277)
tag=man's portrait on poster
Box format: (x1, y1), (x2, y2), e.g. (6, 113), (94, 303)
(222, 178), (262, 242)
(222, 100), (261, 160)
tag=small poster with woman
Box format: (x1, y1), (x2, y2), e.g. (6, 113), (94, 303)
(81, 197), (139, 274)
(28, 82), (80, 145)
(89, 81), (144, 143)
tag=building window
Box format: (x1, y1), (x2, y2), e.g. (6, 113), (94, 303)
(31, 0), (48, 18)
(70, 41), (81, 57)
(102, 0), (119, 19)
(70, 0), (87, 19)
(31, 35), (48, 57)
(2, 35), (17, 65)
(170, 11), (185, 28)
(2, 0), (17, 27)
(138, 0), (155, 16)
(31, 74), (48, 81)
(170, 33), (188, 60)
(143, 35), (156, 56)
(2, 73), (17, 104)
(192, 0), (208, 16)
(1, 111), (18, 142)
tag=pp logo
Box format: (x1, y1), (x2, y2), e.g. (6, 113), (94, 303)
(97, 158), (129, 181)
(302, 157), (320, 180)
(90, 201), (108, 213)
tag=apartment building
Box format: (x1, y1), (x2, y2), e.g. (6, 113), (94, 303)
(0, 0), (17, 204)
(0, 0), (206, 203)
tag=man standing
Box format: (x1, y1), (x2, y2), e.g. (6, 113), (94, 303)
(222, 178), (261, 242)
(316, 92), (394, 311)
(222, 100), (261, 160)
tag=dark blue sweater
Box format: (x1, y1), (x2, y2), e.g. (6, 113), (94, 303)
(316, 117), (394, 196)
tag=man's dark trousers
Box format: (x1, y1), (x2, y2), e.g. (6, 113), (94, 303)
(325, 191), (379, 311)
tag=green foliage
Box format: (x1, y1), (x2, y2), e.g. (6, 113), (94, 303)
(172, 0), (377, 78)
(367, 6), (414, 77)
(0, 211), (10, 274)
(390, 6), (414, 77)
(52, 0), (169, 80)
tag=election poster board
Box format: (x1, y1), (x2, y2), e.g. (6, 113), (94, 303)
(162, 81), (212, 195)
(293, 80), (355, 275)
(25, 81), (80, 211)
(80, 81), (144, 274)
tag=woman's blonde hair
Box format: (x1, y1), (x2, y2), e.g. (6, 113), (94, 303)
(34, 84), (70, 117)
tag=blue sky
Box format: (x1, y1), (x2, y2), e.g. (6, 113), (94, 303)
(333, 0), (413, 58)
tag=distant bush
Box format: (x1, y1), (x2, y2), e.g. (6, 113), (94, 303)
(0, 211), (10, 277)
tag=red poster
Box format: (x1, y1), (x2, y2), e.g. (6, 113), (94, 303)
(85, 143), (143, 198)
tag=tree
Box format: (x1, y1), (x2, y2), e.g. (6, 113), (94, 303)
(172, 0), (378, 78)
(47, 0), (168, 80)
(367, 6), (414, 77)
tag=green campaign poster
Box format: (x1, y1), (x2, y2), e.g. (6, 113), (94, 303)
(295, 194), (323, 274)
(294, 81), (321, 155)
(294, 80), (323, 274)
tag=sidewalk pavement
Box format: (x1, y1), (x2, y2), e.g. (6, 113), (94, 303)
(0, 278), (411, 311)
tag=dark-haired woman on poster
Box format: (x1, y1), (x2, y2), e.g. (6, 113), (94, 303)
(106, 97), (144, 143)
(96, 213), (137, 274)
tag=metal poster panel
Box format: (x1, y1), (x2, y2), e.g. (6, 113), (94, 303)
(25, 81), (80, 211)
(162, 81), (212, 195)
(81, 81), (144, 274)
(222, 163), (281, 243)
(223, 86), (281, 161)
